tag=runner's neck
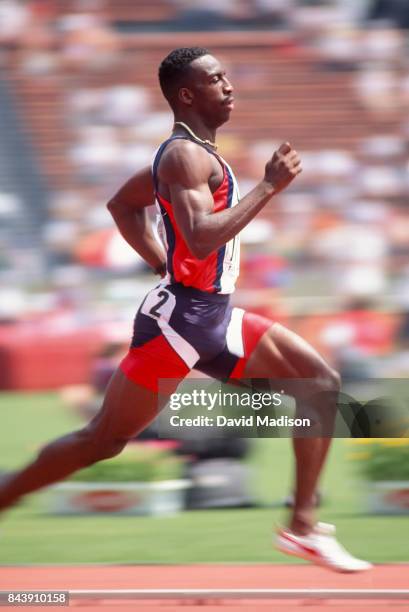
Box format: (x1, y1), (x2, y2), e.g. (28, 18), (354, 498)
(173, 121), (218, 150)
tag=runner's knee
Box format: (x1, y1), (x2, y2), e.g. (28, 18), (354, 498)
(316, 367), (341, 395)
(78, 428), (127, 465)
(290, 365), (340, 405)
(93, 438), (127, 462)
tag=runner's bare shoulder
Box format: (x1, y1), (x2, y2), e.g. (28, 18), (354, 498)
(158, 139), (212, 188)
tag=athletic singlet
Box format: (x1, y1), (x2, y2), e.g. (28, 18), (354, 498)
(152, 136), (240, 294)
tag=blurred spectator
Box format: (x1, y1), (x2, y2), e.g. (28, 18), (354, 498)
(361, 26), (404, 62)
(368, 0), (409, 29)
(69, 88), (106, 126)
(316, 27), (361, 67)
(309, 207), (389, 297)
(354, 64), (401, 114)
(0, 0), (30, 47)
(43, 219), (79, 265)
(359, 134), (406, 160)
(324, 298), (395, 355)
(12, 1), (57, 75)
(241, 253), (290, 289)
(70, 126), (121, 182)
(320, 298), (397, 377)
(101, 85), (150, 126)
(130, 112), (172, 141)
(58, 2), (120, 72)
(119, 129), (155, 174)
(171, 0), (240, 28)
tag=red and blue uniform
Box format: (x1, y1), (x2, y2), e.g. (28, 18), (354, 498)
(120, 136), (272, 392)
(154, 135), (240, 294)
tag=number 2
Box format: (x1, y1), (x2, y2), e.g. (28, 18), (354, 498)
(149, 290), (169, 318)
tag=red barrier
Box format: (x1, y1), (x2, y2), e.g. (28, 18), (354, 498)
(0, 324), (105, 390)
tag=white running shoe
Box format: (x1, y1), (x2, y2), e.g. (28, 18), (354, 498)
(276, 522), (373, 573)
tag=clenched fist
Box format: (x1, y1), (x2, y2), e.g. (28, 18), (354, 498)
(264, 142), (302, 194)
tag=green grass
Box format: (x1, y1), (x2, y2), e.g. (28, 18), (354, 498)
(0, 392), (408, 564)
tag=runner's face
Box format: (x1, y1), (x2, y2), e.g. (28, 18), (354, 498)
(185, 55), (234, 126)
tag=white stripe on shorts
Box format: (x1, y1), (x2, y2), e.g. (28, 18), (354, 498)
(141, 286), (199, 369)
(226, 307), (245, 358)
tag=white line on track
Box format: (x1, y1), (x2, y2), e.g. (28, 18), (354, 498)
(69, 589), (409, 600)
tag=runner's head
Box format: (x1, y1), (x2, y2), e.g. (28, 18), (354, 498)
(158, 47), (234, 127)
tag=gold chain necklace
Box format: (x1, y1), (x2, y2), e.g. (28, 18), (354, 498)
(173, 121), (218, 150)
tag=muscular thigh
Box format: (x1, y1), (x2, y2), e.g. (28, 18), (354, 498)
(243, 322), (331, 380)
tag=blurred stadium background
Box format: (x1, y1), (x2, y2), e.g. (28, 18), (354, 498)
(0, 0), (408, 564)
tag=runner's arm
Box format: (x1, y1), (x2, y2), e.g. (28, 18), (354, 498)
(107, 166), (166, 275)
(160, 141), (301, 259)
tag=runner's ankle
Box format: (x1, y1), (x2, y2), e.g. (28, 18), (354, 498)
(289, 512), (315, 535)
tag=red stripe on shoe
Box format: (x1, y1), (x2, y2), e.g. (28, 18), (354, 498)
(279, 531), (323, 559)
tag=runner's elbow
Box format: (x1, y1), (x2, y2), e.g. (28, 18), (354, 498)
(107, 197), (127, 219)
(107, 197), (119, 215)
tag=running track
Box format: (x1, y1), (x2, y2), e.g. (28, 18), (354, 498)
(1, 564), (408, 611)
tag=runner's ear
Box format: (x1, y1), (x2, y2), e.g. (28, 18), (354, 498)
(179, 87), (194, 106)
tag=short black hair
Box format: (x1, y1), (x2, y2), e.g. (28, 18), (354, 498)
(158, 47), (209, 104)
